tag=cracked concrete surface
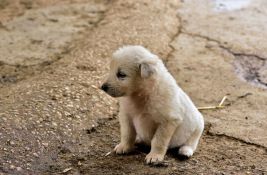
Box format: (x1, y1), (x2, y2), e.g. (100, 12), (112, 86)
(179, 31), (267, 88)
(0, 3), (106, 66)
(0, 0), (107, 87)
(177, 0), (267, 87)
(0, 0), (267, 174)
(169, 0), (267, 148)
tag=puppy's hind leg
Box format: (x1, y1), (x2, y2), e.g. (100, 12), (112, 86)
(178, 127), (203, 158)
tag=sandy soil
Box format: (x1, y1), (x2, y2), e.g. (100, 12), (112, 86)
(0, 0), (266, 174)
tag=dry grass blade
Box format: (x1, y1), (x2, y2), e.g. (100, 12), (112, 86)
(62, 167), (72, 173)
(218, 96), (227, 107)
(197, 106), (224, 110)
(197, 96), (227, 111)
(104, 151), (113, 157)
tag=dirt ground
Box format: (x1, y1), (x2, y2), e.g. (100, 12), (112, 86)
(0, 0), (266, 174)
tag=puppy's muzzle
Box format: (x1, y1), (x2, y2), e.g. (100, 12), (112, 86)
(101, 83), (110, 92)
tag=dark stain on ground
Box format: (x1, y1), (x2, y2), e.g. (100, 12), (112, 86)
(234, 55), (267, 88)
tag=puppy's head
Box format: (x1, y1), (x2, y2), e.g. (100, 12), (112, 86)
(101, 45), (159, 97)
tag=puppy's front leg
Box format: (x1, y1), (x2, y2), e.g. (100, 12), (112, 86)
(146, 120), (179, 164)
(114, 111), (136, 154)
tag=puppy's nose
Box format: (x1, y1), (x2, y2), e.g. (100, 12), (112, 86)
(101, 83), (109, 92)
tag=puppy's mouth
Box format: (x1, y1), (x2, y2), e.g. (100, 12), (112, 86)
(106, 91), (125, 98)
(100, 86), (125, 97)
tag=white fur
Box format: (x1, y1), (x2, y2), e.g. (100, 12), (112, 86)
(102, 45), (204, 164)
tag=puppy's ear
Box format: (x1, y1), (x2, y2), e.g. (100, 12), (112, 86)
(139, 61), (156, 78)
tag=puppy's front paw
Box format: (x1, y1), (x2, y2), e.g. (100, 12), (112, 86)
(114, 143), (134, 154)
(145, 152), (164, 165)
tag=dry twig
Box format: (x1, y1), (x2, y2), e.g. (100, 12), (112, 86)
(197, 96), (227, 111)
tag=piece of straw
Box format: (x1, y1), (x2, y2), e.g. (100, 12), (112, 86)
(104, 151), (113, 157)
(218, 96), (227, 107)
(197, 96), (227, 111)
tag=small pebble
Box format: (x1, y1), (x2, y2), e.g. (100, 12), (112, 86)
(10, 165), (15, 169)
(42, 142), (49, 147)
(16, 167), (22, 171)
(33, 153), (39, 157)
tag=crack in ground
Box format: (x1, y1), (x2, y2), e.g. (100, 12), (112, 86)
(0, 49), (69, 85)
(0, 2), (112, 86)
(166, 14), (267, 150)
(178, 31), (267, 148)
(164, 14), (183, 63)
(205, 123), (267, 151)
(181, 31), (267, 62)
(180, 31), (267, 88)
(207, 131), (267, 152)
(170, 13), (267, 88)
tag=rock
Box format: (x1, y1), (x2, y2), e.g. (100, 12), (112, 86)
(33, 153), (39, 157)
(16, 167), (22, 171)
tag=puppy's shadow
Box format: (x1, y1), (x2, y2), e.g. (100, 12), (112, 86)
(168, 147), (190, 161)
(135, 143), (190, 161)
(134, 143), (150, 154)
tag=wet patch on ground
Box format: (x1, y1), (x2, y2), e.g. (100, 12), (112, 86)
(234, 55), (267, 89)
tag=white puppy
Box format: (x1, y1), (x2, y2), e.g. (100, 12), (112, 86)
(101, 45), (204, 164)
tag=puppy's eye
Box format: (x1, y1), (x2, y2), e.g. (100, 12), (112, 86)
(117, 70), (127, 79)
